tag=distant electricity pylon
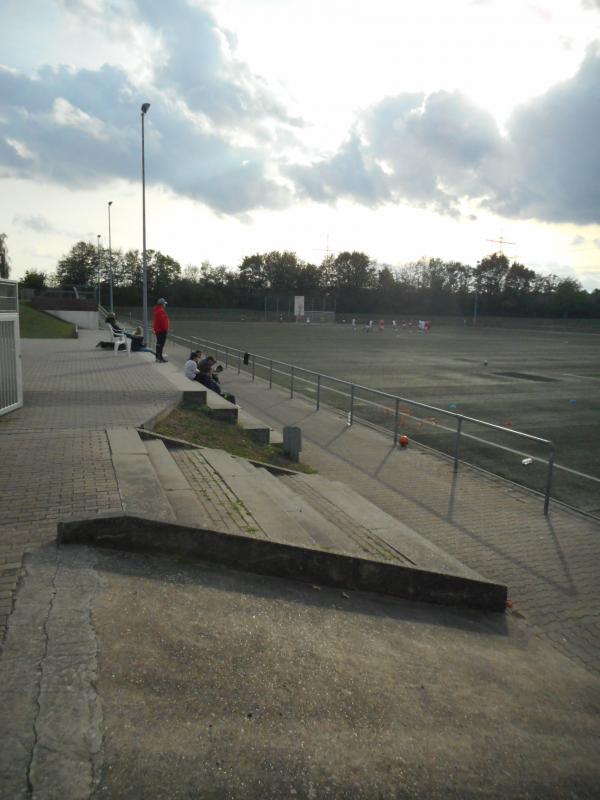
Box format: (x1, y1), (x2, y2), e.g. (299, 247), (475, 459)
(486, 235), (516, 255)
(313, 234), (336, 261)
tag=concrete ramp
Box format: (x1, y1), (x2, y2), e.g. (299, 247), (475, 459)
(61, 428), (507, 611)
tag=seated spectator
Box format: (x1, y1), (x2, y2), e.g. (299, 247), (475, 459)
(96, 312), (126, 349)
(130, 325), (153, 352)
(105, 312), (124, 334)
(184, 351), (204, 381)
(97, 315), (153, 352)
(197, 355), (236, 404)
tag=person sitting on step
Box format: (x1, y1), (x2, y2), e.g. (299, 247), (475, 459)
(197, 355), (236, 404)
(184, 351), (204, 382)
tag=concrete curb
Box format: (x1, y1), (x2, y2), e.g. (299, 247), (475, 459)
(57, 513), (507, 612)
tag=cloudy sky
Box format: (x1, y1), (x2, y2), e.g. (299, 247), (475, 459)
(2, 0), (600, 288)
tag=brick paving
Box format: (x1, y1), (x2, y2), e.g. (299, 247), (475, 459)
(0, 331), (179, 643)
(215, 368), (600, 677)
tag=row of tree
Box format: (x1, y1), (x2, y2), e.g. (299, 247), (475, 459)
(19, 240), (600, 317)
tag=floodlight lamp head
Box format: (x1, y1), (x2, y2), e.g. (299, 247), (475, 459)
(141, 102), (151, 114)
(108, 200), (113, 207)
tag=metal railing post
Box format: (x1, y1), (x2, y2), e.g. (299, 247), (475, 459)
(393, 397), (400, 444)
(269, 360), (273, 389)
(454, 416), (463, 473)
(252, 355), (255, 381)
(316, 374), (321, 410)
(544, 450), (555, 516)
(290, 366), (295, 398)
(349, 384), (355, 425)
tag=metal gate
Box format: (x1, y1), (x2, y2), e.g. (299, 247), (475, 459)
(0, 280), (23, 416)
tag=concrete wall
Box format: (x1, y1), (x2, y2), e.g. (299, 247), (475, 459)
(47, 309), (99, 330)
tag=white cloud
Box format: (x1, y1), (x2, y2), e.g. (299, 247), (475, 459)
(52, 98), (108, 140)
(5, 137), (34, 160)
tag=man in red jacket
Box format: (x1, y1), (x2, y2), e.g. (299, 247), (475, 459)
(152, 298), (170, 363)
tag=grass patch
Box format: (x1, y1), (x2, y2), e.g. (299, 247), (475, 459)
(19, 302), (75, 338)
(154, 403), (316, 474)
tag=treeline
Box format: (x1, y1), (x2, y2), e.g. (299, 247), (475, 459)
(21, 241), (600, 318)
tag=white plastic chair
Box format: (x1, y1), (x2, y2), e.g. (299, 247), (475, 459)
(105, 323), (131, 355)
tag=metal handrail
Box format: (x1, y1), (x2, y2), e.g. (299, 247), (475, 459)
(163, 330), (559, 514)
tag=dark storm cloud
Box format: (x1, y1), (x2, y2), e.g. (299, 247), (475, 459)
(288, 133), (391, 205)
(487, 43), (600, 224)
(0, 2), (299, 214)
(289, 44), (600, 225)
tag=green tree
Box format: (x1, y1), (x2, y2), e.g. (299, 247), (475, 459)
(0, 234), (11, 279)
(318, 254), (337, 290)
(56, 241), (98, 286)
(238, 253), (267, 289)
(377, 265), (396, 292)
(147, 251), (181, 297)
(20, 270), (48, 291)
(120, 250), (142, 289)
(474, 253), (510, 296)
(296, 263), (322, 294)
(261, 251), (302, 291)
(333, 251), (375, 290)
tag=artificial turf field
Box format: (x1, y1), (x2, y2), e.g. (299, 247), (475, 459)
(168, 317), (600, 515)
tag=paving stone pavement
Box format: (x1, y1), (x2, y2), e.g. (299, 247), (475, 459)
(0, 331), (179, 643)
(208, 364), (600, 677)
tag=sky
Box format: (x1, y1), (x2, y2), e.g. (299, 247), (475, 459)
(1, 0), (600, 289)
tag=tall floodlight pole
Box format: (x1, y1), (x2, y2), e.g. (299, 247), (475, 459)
(96, 234), (102, 307)
(107, 201), (114, 312)
(141, 102), (151, 342)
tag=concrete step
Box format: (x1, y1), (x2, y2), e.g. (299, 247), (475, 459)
(236, 409), (273, 444)
(289, 474), (486, 580)
(144, 439), (206, 527)
(198, 449), (318, 548)
(252, 469), (362, 554)
(280, 474), (412, 565)
(168, 449), (267, 539)
(138, 354), (208, 407)
(107, 428), (175, 522)
(197, 447), (257, 478)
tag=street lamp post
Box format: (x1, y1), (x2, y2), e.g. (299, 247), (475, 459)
(141, 102), (151, 343)
(107, 201), (113, 313)
(96, 234), (102, 307)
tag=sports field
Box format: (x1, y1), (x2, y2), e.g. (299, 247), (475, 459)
(167, 317), (600, 515)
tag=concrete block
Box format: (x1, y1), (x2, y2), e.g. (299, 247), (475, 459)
(283, 426), (302, 462)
